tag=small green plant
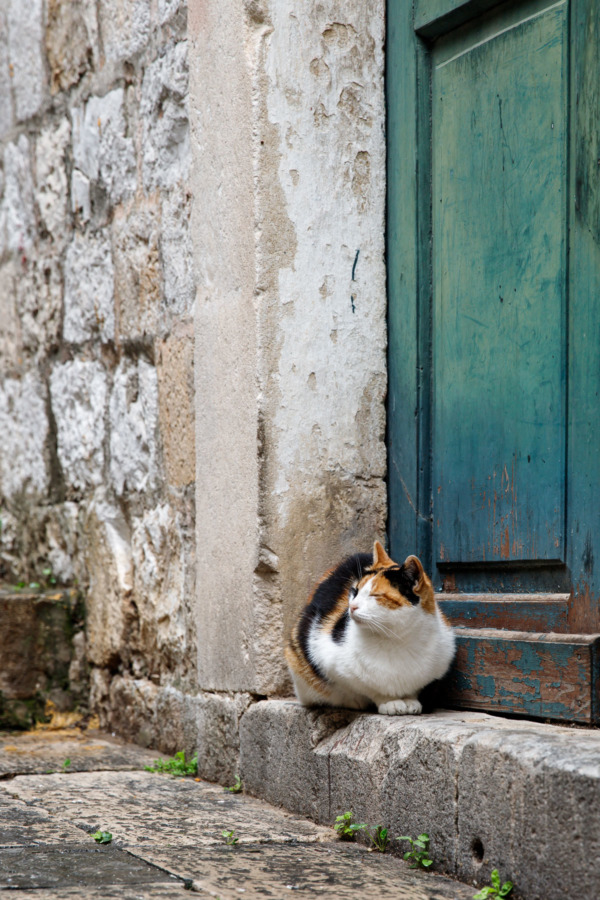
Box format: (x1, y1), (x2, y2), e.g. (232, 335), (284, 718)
(398, 833), (433, 869)
(334, 811), (367, 841)
(221, 829), (238, 846)
(473, 869), (514, 899)
(92, 830), (112, 844)
(62, 758), (71, 771)
(9, 566), (57, 592)
(224, 774), (243, 794)
(144, 751), (198, 777)
(369, 825), (390, 853)
(42, 566), (58, 587)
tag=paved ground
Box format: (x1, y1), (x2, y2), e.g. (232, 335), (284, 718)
(0, 724), (477, 898)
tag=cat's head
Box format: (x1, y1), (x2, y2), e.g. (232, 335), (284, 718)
(348, 541), (435, 632)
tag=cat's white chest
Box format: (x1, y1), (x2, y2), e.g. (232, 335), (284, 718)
(309, 611), (454, 704)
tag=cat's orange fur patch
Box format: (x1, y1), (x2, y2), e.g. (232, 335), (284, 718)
(321, 591), (350, 636)
(418, 580), (436, 615)
(284, 639), (330, 697)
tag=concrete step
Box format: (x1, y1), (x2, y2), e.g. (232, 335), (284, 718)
(238, 699), (600, 900)
(0, 726), (475, 899)
(0, 588), (85, 728)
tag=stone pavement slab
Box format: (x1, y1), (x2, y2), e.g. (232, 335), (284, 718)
(140, 843), (475, 900)
(0, 845), (176, 890)
(5, 771), (334, 848)
(6, 889), (188, 900)
(0, 726), (157, 775)
(0, 793), (88, 846)
(0, 727), (477, 898)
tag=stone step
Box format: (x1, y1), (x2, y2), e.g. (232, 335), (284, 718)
(238, 699), (600, 900)
(0, 588), (85, 728)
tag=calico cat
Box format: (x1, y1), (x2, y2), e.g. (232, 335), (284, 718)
(285, 541), (455, 715)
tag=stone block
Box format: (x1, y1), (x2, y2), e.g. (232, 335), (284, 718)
(456, 724), (600, 900)
(8, 0), (46, 121)
(238, 700), (600, 900)
(105, 674), (158, 746)
(63, 230), (115, 343)
(161, 182), (195, 319)
(0, 136), (36, 256)
(98, 0), (151, 63)
(71, 88), (136, 206)
(112, 195), (161, 341)
(196, 691), (254, 785)
(325, 712), (472, 870)
(0, 589), (83, 728)
(141, 42), (189, 191)
(156, 330), (195, 486)
(15, 253), (63, 358)
(0, 7), (14, 140)
(131, 504), (190, 674)
(0, 373), (48, 499)
(45, 0), (98, 94)
(239, 699), (348, 823)
(85, 494), (132, 667)
(0, 261), (22, 371)
(154, 685), (200, 758)
(34, 119), (71, 245)
(109, 358), (159, 494)
(158, 0), (186, 27)
(50, 360), (108, 491)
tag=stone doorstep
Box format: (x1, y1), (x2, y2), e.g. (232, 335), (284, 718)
(237, 699), (600, 900)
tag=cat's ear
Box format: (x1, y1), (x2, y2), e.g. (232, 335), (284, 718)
(373, 540), (394, 568)
(402, 555), (426, 592)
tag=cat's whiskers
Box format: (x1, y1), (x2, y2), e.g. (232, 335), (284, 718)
(363, 619), (399, 641)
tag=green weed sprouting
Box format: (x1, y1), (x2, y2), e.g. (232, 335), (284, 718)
(397, 833), (433, 869)
(368, 825), (390, 853)
(473, 869), (514, 899)
(92, 830), (112, 844)
(221, 829), (238, 846)
(334, 811), (367, 841)
(144, 750), (198, 777)
(224, 774), (243, 794)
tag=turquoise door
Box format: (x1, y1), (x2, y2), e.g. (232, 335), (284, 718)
(388, 0), (600, 719)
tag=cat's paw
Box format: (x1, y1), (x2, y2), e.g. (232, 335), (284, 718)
(377, 698), (422, 716)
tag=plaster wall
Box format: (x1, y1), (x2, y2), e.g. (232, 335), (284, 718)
(190, 0), (387, 696)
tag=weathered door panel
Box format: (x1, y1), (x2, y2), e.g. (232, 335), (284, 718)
(444, 628), (600, 722)
(388, 0), (600, 720)
(432, 1), (567, 565)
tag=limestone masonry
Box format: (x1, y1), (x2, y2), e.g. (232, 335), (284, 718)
(0, 0), (197, 741)
(0, 0), (387, 752)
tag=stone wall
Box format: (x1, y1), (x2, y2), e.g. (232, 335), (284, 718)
(0, 0), (387, 760)
(0, 0), (196, 744)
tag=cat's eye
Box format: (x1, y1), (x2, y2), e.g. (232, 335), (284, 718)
(348, 585), (358, 600)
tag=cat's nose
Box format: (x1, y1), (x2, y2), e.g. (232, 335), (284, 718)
(350, 603), (358, 614)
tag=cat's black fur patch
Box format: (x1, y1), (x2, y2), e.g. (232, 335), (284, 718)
(331, 609), (349, 643)
(384, 566), (420, 605)
(297, 552), (372, 674)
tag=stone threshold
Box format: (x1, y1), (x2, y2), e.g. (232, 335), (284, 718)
(237, 699), (600, 900)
